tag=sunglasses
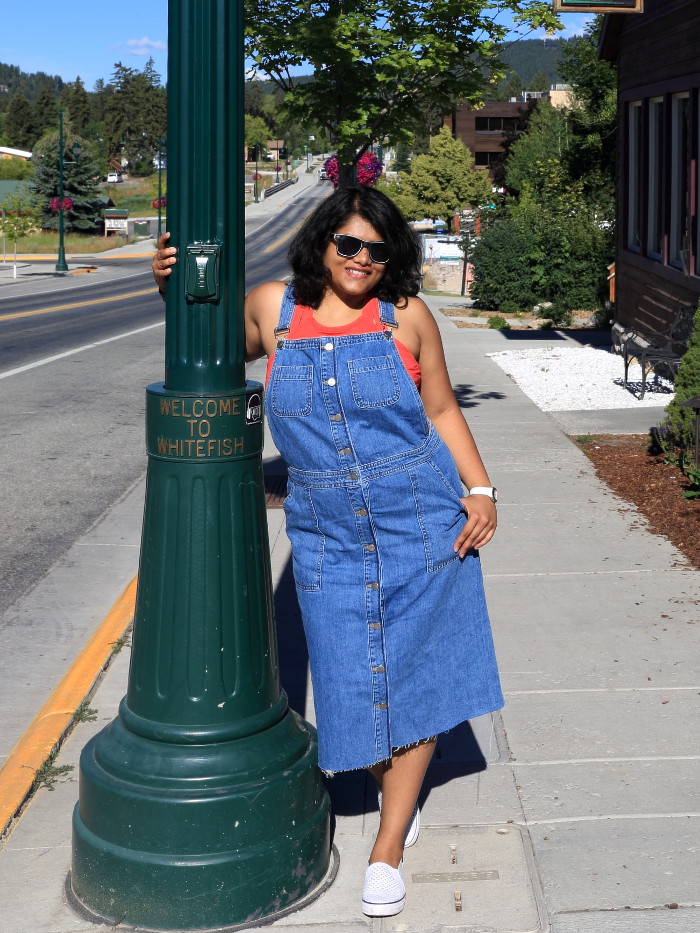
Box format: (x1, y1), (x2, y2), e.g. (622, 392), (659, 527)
(332, 233), (390, 264)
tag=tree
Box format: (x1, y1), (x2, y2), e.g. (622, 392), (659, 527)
(0, 158), (33, 181)
(5, 93), (37, 150)
(31, 132), (102, 233)
(497, 72), (524, 102)
(505, 100), (568, 196)
(0, 186), (41, 275)
(32, 80), (59, 139)
(245, 0), (561, 184)
(558, 15), (617, 204)
(245, 115), (269, 155)
(662, 307), (700, 450)
(529, 71), (549, 92)
(63, 77), (91, 134)
(380, 126), (492, 232)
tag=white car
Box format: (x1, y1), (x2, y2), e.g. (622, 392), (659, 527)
(107, 172), (123, 183)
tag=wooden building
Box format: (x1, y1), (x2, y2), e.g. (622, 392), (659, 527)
(601, 0), (700, 332)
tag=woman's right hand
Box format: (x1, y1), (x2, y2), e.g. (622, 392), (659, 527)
(152, 231), (177, 293)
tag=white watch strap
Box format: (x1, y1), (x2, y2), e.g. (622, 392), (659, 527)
(468, 486), (494, 497)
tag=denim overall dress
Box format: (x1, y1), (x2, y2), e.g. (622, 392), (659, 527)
(265, 285), (504, 773)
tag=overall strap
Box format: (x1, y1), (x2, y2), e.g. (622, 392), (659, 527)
(274, 283), (297, 337)
(378, 299), (398, 328)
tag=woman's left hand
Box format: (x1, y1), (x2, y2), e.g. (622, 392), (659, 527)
(454, 495), (497, 556)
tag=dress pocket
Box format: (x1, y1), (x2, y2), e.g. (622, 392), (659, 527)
(410, 464), (464, 573)
(270, 364), (313, 417)
(284, 481), (325, 590)
(347, 356), (400, 409)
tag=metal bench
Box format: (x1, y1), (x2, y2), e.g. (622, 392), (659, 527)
(623, 303), (696, 399)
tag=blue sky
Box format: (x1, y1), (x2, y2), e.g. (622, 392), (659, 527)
(0, 1), (591, 90)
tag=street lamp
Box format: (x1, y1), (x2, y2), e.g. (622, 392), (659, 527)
(55, 111), (69, 272)
(254, 142), (259, 203)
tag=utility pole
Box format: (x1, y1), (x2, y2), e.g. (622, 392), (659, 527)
(70, 3), (333, 929)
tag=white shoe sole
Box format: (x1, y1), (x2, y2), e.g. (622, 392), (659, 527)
(361, 894), (406, 917)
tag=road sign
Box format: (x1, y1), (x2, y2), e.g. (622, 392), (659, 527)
(553, 1), (643, 11)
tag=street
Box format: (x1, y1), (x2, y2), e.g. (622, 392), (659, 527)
(0, 181), (326, 615)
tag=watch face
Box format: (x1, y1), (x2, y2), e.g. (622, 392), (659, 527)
(492, 487), (498, 503)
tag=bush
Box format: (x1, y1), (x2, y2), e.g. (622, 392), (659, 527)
(488, 315), (509, 330)
(500, 300), (520, 316)
(470, 219), (537, 310)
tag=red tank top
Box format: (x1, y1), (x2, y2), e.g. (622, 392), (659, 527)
(265, 297), (421, 389)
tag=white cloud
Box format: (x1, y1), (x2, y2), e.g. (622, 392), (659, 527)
(126, 37), (167, 57)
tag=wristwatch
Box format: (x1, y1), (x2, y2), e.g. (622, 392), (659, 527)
(468, 486), (498, 503)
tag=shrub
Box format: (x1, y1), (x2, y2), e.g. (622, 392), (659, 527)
(488, 315), (509, 330)
(500, 300), (520, 316)
(662, 307), (700, 449)
(470, 219), (537, 310)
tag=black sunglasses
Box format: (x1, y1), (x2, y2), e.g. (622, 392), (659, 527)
(332, 233), (390, 264)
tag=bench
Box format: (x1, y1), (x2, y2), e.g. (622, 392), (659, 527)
(622, 302), (696, 399)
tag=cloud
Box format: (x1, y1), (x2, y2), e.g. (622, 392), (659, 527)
(126, 37), (167, 57)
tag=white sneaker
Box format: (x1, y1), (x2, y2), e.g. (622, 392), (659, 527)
(362, 860), (406, 917)
(377, 790), (421, 848)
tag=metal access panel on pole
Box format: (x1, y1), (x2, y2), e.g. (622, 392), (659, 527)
(69, 2), (333, 929)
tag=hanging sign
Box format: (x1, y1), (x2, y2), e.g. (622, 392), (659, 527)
(553, 1), (643, 11)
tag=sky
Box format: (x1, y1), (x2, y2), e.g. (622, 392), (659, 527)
(0, 2), (592, 90)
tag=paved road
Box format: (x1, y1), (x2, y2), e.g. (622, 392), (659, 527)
(0, 182), (326, 614)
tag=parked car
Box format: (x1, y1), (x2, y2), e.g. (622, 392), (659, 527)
(106, 172), (123, 183)
(319, 167), (329, 181)
(152, 196), (167, 208)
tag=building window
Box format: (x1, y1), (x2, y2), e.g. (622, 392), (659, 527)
(647, 97), (664, 259)
(627, 102), (642, 252)
(475, 116), (518, 133)
(474, 151), (502, 166)
(670, 93), (690, 269)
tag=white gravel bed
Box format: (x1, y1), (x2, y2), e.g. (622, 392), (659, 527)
(487, 345), (674, 411)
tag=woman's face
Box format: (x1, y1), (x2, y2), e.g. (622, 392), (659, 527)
(322, 214), (387, 306)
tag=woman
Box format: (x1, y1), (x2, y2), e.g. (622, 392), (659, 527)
(153, 185), (503, 918)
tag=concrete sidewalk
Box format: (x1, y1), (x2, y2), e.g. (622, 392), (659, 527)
(0, 299), (698, 933)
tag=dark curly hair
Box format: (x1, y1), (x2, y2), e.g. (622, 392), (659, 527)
(288, 185), (422, 309)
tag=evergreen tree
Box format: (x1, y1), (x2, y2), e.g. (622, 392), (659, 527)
(529, 71), (549, 92)
(505, 100), (568, 196)
(380, 126), (492, 232)
(32, 80), (59, 138)
(103, 63), (139, 164)
(500, 73), (524, 102)
(31, 131), (102, 233)
(91, 78), (108, 124)
(5, 93), (37, 149)
(393, 142), (412, 174)
(64, 77), (91, 134)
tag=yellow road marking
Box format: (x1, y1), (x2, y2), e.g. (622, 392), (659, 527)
(0, 288), (155, 322)
(262, 220), (304, 254)
(0, 577), (137, 838)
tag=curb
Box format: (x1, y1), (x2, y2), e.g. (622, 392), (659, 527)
(0, 577), (137, 840)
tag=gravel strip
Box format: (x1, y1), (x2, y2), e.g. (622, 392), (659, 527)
(487, 345), (674, 411)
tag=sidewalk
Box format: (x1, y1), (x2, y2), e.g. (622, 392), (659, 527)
(1, 298), (698, 933)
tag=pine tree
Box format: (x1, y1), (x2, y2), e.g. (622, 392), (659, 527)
(31, 131), (103, 233)
(529, 71), (549, 92)
(64, 77), (91, 134)
(33, 80), (59, 139)
(5, 93), (37, 149)
(501, 73), (524, 102)
(103, 63), (139, 164)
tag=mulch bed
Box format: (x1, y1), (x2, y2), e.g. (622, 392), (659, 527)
(576, 434), (700, 570)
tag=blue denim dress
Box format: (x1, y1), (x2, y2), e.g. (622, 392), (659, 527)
(265, 286), (504, 773)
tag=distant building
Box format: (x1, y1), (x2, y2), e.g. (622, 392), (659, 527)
(0, 147), (32, 160)
(601, 0), (700, 334)
(445, 101), (534, 181)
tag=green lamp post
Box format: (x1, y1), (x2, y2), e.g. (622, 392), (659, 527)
(69, 2), (333, 929)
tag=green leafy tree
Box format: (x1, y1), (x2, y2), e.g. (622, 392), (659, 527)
(0, 186), (41, 272)
(31, 132), (102, 233)
(505, 100), (568, 196)
(0, 158), (33, 181)
(5, 93), (37, 150)
(245, 0), (561, 184)
(245, 115), (270, 155)
(559, 15), (617, 203)
(380, 126), (492, 232)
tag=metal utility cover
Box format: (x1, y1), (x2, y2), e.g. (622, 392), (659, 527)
(387, 823), (544, 932)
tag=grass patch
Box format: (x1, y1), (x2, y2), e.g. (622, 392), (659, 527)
(15, 231), (138, 254)
(575, 435), (594, 446)
(110, 631), (131, 654)
(32, 750), (74, 792)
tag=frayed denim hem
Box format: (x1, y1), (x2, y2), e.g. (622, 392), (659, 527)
(321, 735), (438, 778)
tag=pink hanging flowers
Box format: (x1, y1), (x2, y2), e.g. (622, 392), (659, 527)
(323, 151), (384, 189)
(50, 196), (74, 213)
